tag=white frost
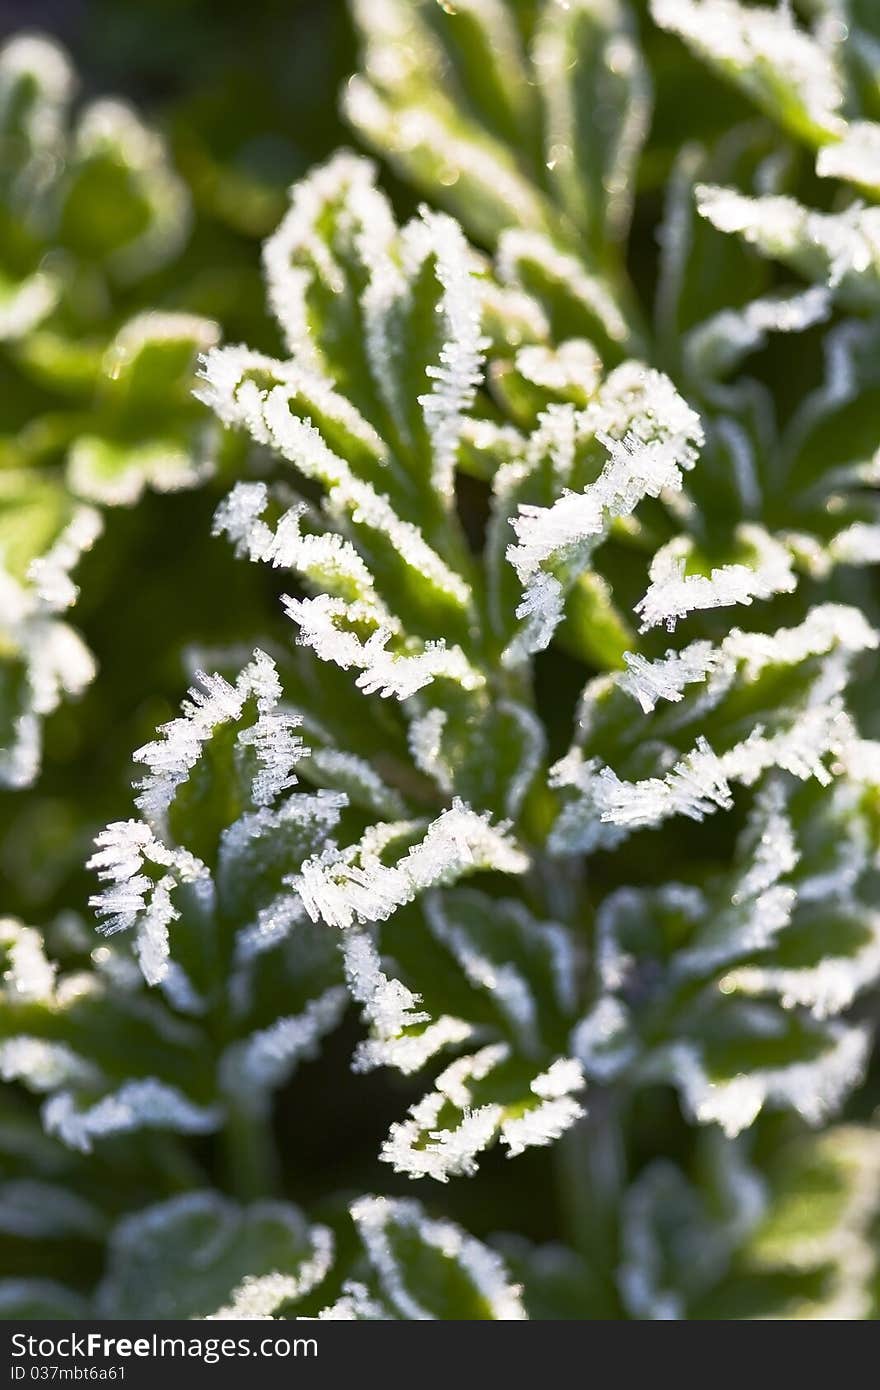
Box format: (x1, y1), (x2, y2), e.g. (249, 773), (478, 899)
(350, 1195), (526, 1320)
(44, 1080), (221, 1152)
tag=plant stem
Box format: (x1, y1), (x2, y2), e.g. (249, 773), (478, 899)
(557, 1086), (625, 1272)
(222, 1097), (280, 1202)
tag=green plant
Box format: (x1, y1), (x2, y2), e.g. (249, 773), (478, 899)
(0, 33), (220, 790)
(3, 0), (880, 1321)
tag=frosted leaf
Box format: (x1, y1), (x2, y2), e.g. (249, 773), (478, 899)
(508, 372), (704, 575)
(712, 416), (762, 515)
(829, 523), (880, 568)
(482, 281), (552, 358)
(784, 318), (880, 482)
(657, 1024), (870, 1137)
(361, 1016), (475, 1078)
(525, 403), (579, 487)
(495, 700), (547, 819)
(0, 33), (73, 156)
(571, 996), (639, 1082)
(720, 604), (878, 681)
(283, 593), (481, 699)
(241, 717), (304, 809)
(204, 1227), (334, 1320)
(0, 919), (56, 1001)
(402, 207), (488, 500)
(673, 782), (798, 978)
(504, 571), (566, 668)
(695, 184), (880, 307)
(207, 1272), (311, 1321)
(217, 791), (347, 965)
(88, 819), (211, 985)
(728, 780), (798, 901)
(432, 923), (539, 1049)
(220, 988), (348, 1107)
(635, 528), (797, 633)
(342, 918), (473, 1072)
(104, 309), (219, 372)
(43, 1080), (222, 1153)
(684, 286), (832, 382)
(341, 930), (471, 1076)
(592, 884), (706, 993)
(350, 1194), (527, 1321)
(720, 701), (856, 789)
(620, 641), (716, 713)
(600, 737), (733, 827)
(532, 0), (651, 249)
(97, 1192), (325, 1321)
(381, 1045), (585, 1180)
(552, 605), (875, 850)
(499, 1059), (586, 1158)
(515, 340), (603, 399)
(457, 416), (530, 481)
(0, 272), (59, 340)
(616, 1147), (763, 1321)
(23, 620), (96, 721)
(72, 98), (190, 280)
(557, 709), (858, 847)
(834, 738), (880, 793)
(261, 151), (397, 363)
(408, 708), (453, 793)
(722, 940), (880, 1021)
(546, 757), (628, 856)
(315, 1282), (389, 1321)
(219, 786), (345, 869)
(344, 76), (553, 246)
(322, 473), (471, 606)
(351, 0), (520, 101)
(296, 800), (527, 929)
(157, 961), (206, 1017)
(202, 347), (478, 641)
(132, 648), (303, 824)
(651, 0), (845, 141)
(497, 229), (631, 346)
(214, 482), (377, 605)
(426, 891), (580, 1054)
(552, 736), (733, 837)
(233, 897), (309, 964)
(0, 509), (101, 788)
(381, 1048), (508, 1182)
(817, 121), (880, 193)
(264, 381), (471, 603)
(720, 903), (880, 1019)
(64, 313), (219, 504)
(0, 1038), (94, 1093)
(307, 749), (405, 819)
(407, 696), (543, 818)
(197, 348), (393, 497)
(504, 367), (703, 659)
(617, 1165), (691, 1320)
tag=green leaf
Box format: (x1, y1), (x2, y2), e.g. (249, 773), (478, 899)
(350, 1195), (526, 1319)
(651, 0), (846, 147)
(59, 100), (190, 280)
(533, 0), (651, 256)
(96, 1192), (331, 1319)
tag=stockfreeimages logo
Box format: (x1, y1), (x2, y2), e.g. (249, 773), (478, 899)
(11, 1332), (318, 1368)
